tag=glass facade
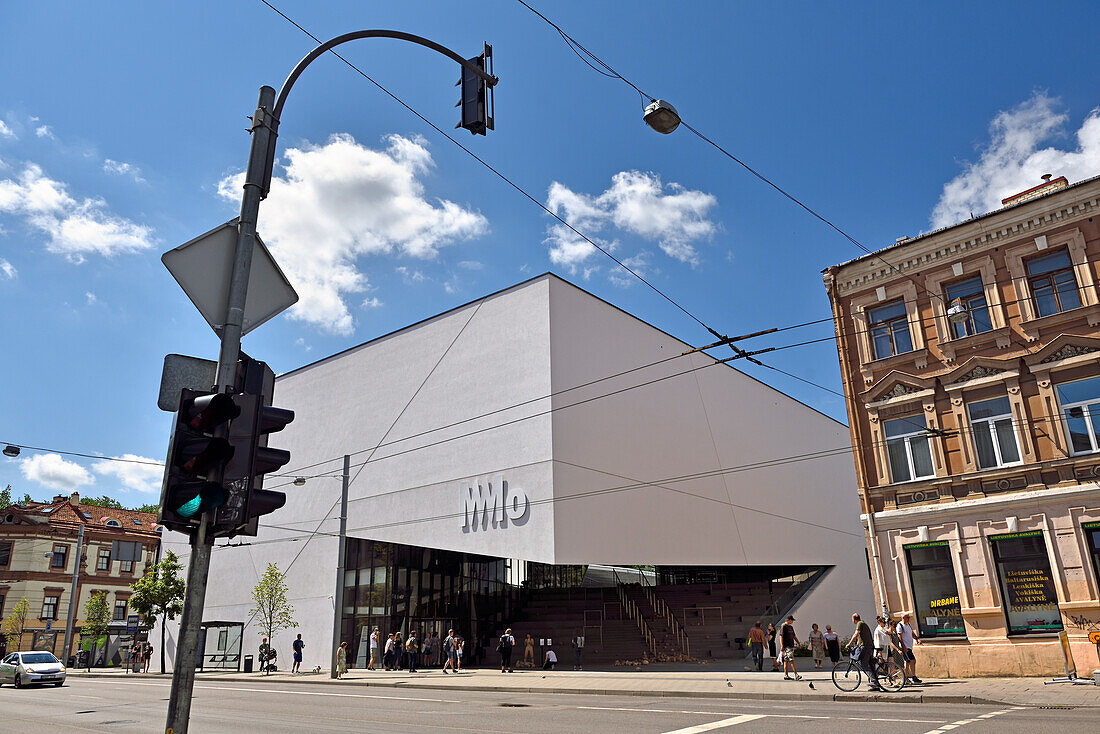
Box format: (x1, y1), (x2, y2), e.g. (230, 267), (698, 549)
(340, 538), (524, 669)
(990, 531), (1063, 635)
(904, 542), (965, 639)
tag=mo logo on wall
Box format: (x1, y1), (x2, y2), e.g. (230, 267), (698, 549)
(462, 479), (530, 531)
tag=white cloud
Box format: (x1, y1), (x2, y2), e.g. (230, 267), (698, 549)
(0, 257), (14, 279)
(0, 119), (14, 139)
(458, 260), (483, 270)
(92, 454), (163, 494)
(103, 158), (146, 183)
(932, 93), (1100, 229)
(609, 252), (653, 288)
(35, 125), (54, 140)
(0, 163), (154, 262)
(294, 337), (312, 352)
(545, 171), (717, 270)
(217, 133), (487, 335)
(21, 453), (94, 491)
(396, 265), (426, 283)
(85, 291), (97, 305)
(361, 296), (383, 308)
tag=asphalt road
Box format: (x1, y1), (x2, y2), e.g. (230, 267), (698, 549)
(0, 677), (1091, 734)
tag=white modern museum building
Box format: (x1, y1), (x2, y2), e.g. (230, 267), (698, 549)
(163, 274), (873, 670)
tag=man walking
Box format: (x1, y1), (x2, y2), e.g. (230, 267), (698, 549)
(846, 613), (879, 691)
(571, 631), (585, 670)
(442, 629), (457, 674)
(778, 614), (802, 681)
(291, 633), (305, 674)
(895, 613), (922, 683)
(748, 621), (766, 671)
(406, 631), (419, 673)
(499, 628), (515, 673)
(368, 627), (380, 670)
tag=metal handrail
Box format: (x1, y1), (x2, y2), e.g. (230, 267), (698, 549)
(683, 605), (724, 626)
(615, 581), (656, 657)
(642, 584), (691, 657)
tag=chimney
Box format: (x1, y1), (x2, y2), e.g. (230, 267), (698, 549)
(1001, 174), (1069, 207)
(70, 492), (81, 506)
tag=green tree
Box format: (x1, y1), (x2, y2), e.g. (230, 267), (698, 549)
(134, 503), (159, 514)
(129, 550), (186, 674)
(250, 563), (297, 674)
(0, 484), (10, 510)
(81, 495), (125, 509)
(3, 596), (30, 651)
(81, 592), (112, 670)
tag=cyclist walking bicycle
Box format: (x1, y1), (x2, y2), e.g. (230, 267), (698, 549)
(834, 613), (879, 691)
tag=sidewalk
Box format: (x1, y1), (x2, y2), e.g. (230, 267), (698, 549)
(68, 665), (1100, 707)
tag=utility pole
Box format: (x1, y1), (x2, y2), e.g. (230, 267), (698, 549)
(61, 522), (85, 666)
(330, 454), (349, 678)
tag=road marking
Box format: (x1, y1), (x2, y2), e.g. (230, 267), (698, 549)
(921, 708), (1018, 734)
(87, 679), (461, 703)
(660, 715), (765, 734)
(576, 705), (943, 723)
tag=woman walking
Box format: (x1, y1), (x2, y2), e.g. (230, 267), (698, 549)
(383, 633), (396, 670)
(335, 641), (348, 679)
(824, 625), (841, 664)
(766, 622), (778, 671)
(809, 623), (826, 668)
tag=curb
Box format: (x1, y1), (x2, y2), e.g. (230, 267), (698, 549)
(65, 672), (1032, 706)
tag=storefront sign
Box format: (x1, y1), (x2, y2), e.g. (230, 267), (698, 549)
(904, 541), (949, 550)
(462, 479), (529, 531)
(1002, 567), (1056, 607)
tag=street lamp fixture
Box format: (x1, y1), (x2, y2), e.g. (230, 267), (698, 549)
(946, 298), (969, 325)
(293, 477), (307, 486)
(3, 444), (20, 457)
(644, 99), (681, 134)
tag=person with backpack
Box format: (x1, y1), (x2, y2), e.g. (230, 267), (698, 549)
(571, 632), (585, 670)
(383, 633), (396, 670)
(498, 628), (515, 673)
(442, 629), (457, 674)
(405, 631), (419, 673)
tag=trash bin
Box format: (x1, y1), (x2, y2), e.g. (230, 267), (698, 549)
(243, 654), (254, 673)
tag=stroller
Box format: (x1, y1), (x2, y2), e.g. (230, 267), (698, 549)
(259, 647), (278, 673)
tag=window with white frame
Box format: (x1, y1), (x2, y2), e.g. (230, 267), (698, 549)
(97, 548), (111, 572)
(113, 598), (128, 622)
(42, 595), (59, 620)
(944, 276), (992, 338)
(967, 396), (1021, 469)
(868, 300), (913, 359)
(884, 415), (935, 482)
(1026, 249), (1081, 317)
(1056, 375), (1100, 454)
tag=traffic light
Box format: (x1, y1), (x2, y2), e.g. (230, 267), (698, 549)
(456, 43), (494, 135)
(159, 389), (240, 535)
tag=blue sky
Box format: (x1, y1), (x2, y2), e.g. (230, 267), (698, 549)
(2, 0), (1099, 504)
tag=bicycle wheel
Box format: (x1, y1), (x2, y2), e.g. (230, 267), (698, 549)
(832, 659), (861, 692)
(878, 659), (907, 692)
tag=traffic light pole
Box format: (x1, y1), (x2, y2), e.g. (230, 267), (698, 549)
(330, 454), (350, 679)
(165, 86), (277, 734)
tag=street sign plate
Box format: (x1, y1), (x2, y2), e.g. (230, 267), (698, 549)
(127, 615), (140, 633)
(161, 220), (298, 337)
(158, 355), (218, 412)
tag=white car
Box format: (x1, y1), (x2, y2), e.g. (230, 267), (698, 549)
(0, 651), (67, 688)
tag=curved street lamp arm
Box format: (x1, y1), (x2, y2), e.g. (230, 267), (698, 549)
(274, 29), (498, 120)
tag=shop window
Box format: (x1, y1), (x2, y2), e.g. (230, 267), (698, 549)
(904, 541), (965, 639)
(0, 540), (11, 568)
(51, 544), (68, 570)
(0, 593), (5, 618)
(1085, 522), (1100, 591)
(113, 599), (128, 622)
(944, 277), (993, 338)
(1056, 375), (1100, 454)
(884, 416), (935, 482)
(967, 396), (1021, 469)
(868, 300), (913, 359)
(97, 548), (111, 572)
(42, 595), (59, 620)
(991, 531), (1063, 635)
(1026, 249), (1081, 317)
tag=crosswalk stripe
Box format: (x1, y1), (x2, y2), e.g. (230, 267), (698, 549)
(661, 715), (766, 734)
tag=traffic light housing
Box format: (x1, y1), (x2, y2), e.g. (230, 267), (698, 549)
(456, 44), (494, 135)
(159, 389), (240, 535)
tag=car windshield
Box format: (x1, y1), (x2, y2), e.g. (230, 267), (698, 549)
(21, 653), (60, 664)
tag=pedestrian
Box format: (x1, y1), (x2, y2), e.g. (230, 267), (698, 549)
(422, 631), (435, 667)
(779, 614), (802, 681)
(875, 616), (904, 675)
(406, 631), (419, 673)
(571, 631), (585, 670)
(259, 637), (272, 674)
(498, 628), (515, 673)
(442, 629), (457, 674)
(766, 622), (778, 671)
(748, 621), (766, 671)
(383, 633), (396, 670)
(543, 647), (557, 670)
(335, 641), (348, 679)
(523, 633), (535, 667)
(808, 623), (825, 669)
(846, 613), (879, 691)
(292, 633), (305, 674)
(394, 632), (405, 670)
(143, 642), (152, 673)
(368, 627), (380, 670)
(824, 625), (840, 664)
(895, 613), (922, 683)
(455, 635), (465, 672)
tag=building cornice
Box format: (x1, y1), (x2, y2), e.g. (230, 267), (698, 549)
(861, 481), (1100, 524)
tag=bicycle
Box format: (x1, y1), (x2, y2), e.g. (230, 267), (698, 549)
(832, 647), (907, 692)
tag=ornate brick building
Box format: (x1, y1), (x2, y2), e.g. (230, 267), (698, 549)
(0, 492), (159, 664)
(823, 174), (1100, 677)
